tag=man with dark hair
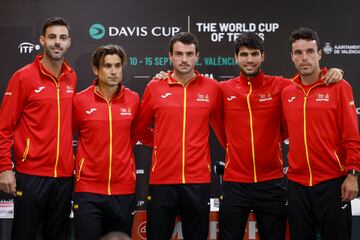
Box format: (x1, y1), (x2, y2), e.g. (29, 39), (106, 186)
(0, 16), (76, 239)
(72, 44), (152, 240)
(282, 27), (360, 240)
(132, 32), (226, 240)
(218, 32), (344, 239)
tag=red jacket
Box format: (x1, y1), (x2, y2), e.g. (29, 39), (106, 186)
(281, 69), (360, 186)
(0, 54), (77, 177)
(133, 71), (225, 184)
(73, 84), (145, 195)
(220, 71), (290, 183)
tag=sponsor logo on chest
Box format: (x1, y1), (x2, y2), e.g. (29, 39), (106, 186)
(258, 93), (272, 102)
(66, 85), (74, 93)
(196, 93), (210, 102)
(34, 86), (45, 93)
(161, 92), (172, 98)
(85, 108), (97, 114)
(120, 107), (132, 116)
(315, 93), (330, 102)
(226, 96), (236, 101)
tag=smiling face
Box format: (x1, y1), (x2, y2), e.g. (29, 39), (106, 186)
(40, 25), (71, 61)
(93, 54), (123, 88)
(291, 39), (321, 77)
(235, 46), (264, 77)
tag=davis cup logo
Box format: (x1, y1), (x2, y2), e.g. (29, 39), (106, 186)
(137, 221), (147, 239)
(89, 23), (105, 40)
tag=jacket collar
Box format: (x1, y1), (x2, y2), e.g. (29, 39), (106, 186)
(35, 54), (73, 80)
(92, 80), (124, 102)
(236, 70), (265, 89)
(166, 70), (201, 86)
(291, 67), (327, 85)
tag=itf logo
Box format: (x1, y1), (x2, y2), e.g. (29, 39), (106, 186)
(18, 42), (40, 54)
(89, 23), (105, 40)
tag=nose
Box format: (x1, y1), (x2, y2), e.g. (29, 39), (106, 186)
(54, 37), (61, 46)
(246, 55), (254, 63)
(301, 53), (308, 62)
(110, 66), (119, 75)
(181, 55), (188, 62)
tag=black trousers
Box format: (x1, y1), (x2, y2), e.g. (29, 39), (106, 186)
(288, 178), (352, 240)
(73, 192), (135, 240)
(12, 172), (73, 240)
(219, 178), (287, 240)
(146, 184), (211, 240)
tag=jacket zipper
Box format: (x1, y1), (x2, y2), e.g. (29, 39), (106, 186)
(246, 80), (257, 182)
(333, 151), (344, 172)
(107, 103), (113, 195)
(22, 138), (30, 162)
(182, 86), (187, 183)
(152, 146), (158, 172)
(39, 69), (61, 178)
(225, 143), (230, 168)
(297, 82), (323, 186)
(76, 158), (85, 181)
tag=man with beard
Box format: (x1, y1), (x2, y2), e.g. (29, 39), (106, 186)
(218, 32), (343, 239)
(0, 17), (76, 239)
(132, 32), (226, 240)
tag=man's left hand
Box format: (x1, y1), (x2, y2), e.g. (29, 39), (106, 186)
(341, 174), (359, 201)
(323, 68), (344, 85)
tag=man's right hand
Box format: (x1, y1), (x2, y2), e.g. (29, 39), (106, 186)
(0, 170), (16, 196)
(155, 71), (168, 80)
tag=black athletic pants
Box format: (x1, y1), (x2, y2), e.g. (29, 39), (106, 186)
(12, 172), (73, 240)
(73, 192), (135, 240)
(219, 178), (287, 240)
(146, 184), (211, 240)
(288, 178), (352, 240)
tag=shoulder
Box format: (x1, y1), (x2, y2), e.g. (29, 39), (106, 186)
(11, 62), (38, 81)
(264, 74), (291, 87)
(74, 86), (93, 101)
(218, 77), (237, 89)
(196, 75), (220, 91)
(123, 86), (140, 100)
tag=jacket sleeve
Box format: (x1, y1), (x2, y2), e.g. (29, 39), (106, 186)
(280, 91), (289, 141)
(0, 72), (27, 172)
(131, 83), (155, 147)
(279, 77), (290, 140)
(337, 81), (360, 172)
(72, 96), (80, 136)
(209, 84), (226, 149)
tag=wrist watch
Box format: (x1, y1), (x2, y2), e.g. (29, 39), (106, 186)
(347, 169), (360, 176)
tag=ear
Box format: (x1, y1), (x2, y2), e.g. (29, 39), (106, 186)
(92, 66), (98, 76)
(261, 52), (265, 62)
(67, 37), (71, 48)
(318, 49), (322, 60)
(233, 53), (238, 63)
(39, 35), (45, 47)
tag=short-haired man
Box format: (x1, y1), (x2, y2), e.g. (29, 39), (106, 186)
(0, 17), (76, 239)
(133, 32), (226, 240)
(281, 27), (360, 240)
